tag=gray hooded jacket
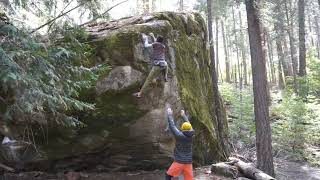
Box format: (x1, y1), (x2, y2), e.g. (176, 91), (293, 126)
(167, 114), (194, 164)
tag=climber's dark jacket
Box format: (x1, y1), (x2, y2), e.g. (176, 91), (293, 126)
(144, 40), (166, 66)
(167, 114), (194, 164)
(151, 42), (165, 61)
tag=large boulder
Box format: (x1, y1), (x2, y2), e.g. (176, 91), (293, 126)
(24, 12), (229, 172)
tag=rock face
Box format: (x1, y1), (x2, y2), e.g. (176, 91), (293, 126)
(23, 12), (229, 172)
(95, 66), (143, 94)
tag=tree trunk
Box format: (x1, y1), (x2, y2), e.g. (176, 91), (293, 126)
(207, 0), (229, 158)
(274, 1), (291, 79)
(239, 11), (248, 86)
(245, 0), (275, 176)
(233, 64), (238, 86)
(298, 0), (306, 76)
(262, 28), (271, 105)
(278, 55), (285, 89)
(276, 38), (288, 80)
(314, 13), (320, 58)
(266, 33), (276, 84)
(216, 17), (220, 81)
(285, 0), (299, 74)
(284, 0), (298, 93)
(232, 5), (242, 88)
(283, 38), (293, 76)
(308, 15), (315, 47)
(221, 20), (231, 83)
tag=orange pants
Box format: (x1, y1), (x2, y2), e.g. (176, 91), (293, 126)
(167, 161), (193, 180)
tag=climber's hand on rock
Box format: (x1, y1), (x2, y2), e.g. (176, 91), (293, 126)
(180, 110), (185, 117)
(149, 32), (155, 37)
(167, 107), (173, 116)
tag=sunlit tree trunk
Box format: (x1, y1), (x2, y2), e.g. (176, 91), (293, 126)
(215, 17), (220, 81)
(245, 0), (275, 176)
(239, 11), (248, 86)
(266, 33), (276, 84)
(278, 57), (285, 89)
(276, 38), (288, 79)
(284, 0), (298, 72)
(283, 38), (293, 76)
(207, 0), (230, 156)
(308, 15), (315, 47)
(284, 0), (298, 93)
(232, 5), (242, 88)
(314, 14), (320, 58)
(298, 0), (306, 76)
(221, 20), (231, 83)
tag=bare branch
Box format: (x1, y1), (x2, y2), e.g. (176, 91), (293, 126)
(30, 2), (86, 34)
(79, 0), (129, 27)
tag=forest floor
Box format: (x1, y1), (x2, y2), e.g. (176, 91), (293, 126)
(1, 161), (320, 180)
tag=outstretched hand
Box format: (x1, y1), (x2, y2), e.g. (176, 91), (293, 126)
(180, 110), (185, 117)
(149, 32), (155, 37)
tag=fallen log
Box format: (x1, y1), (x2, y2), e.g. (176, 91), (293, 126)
(211, 162), (238, 178)
(0, 162), (15, 172)
(229, 157), (275, 180)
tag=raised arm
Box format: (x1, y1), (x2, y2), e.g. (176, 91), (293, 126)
(149, 33), (156, 42)
(180, 110), (189, 122)
(142, 33), (153, 48)
(167, 108), (184, 138)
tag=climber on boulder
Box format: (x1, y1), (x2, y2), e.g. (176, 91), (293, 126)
(133, 32), (168, 98)
(165, 107), (194, 180)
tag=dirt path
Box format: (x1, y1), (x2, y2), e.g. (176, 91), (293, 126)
(275, 159), (320, 180)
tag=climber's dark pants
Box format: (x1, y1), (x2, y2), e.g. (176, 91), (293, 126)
(140, 65), (168, 95)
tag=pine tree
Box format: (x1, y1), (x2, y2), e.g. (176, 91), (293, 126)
(245, 0), (275, 176)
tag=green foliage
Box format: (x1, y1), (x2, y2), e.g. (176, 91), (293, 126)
(223, 82), (320, 165)
(285, 50), (320, 99)
(307, 50), (320, 98)
(0, 20), (98, 128)
(194, 0), (231, 17)
(272, 94), (307, 154)
(220, 83), (255, 144)
(49, 23), (94, 66)
(271, 92), (320, 165)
